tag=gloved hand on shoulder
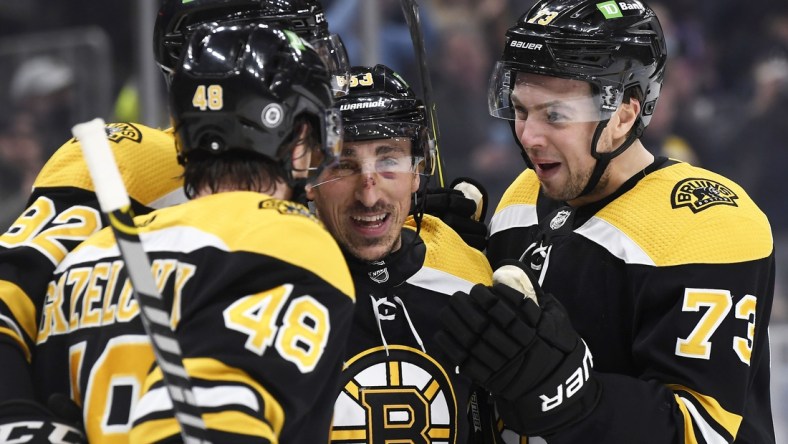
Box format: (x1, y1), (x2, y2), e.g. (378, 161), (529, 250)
(418, 177), (488, 251)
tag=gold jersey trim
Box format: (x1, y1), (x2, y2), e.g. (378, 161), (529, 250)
(492, 163), (773, 266)
(60, 192), (355, 301)
(139, 357), (285, 436)
(0, 280), (36, 353)
(405, 215), (492, 285)
(594, 163), (772, 265)
(669, 383), (741, 442)
(34, 124), (185, 208)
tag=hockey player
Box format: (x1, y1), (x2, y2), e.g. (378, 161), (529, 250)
(305, 64), (495, 443)
(30, 25), (354, 443)
(0, 0), (348, 434)
(437, 0), (775, 442)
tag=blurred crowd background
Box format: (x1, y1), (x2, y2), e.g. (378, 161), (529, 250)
(1, 0), (786, 437)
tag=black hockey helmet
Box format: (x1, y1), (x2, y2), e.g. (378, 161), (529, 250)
(169, 24), (343, 185)
(334, 64), (433, 177)
(489, 0), (667, 197)
(154, 0), (349, 95)
(489, 0), (666, 135)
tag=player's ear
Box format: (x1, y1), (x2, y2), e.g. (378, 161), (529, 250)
(290, 124), (312, 178)
(611, 97), (641, 139)
(305, 183), (316, 201)
(411, 172), (420, 193)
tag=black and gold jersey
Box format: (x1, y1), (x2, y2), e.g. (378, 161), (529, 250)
(331, 215), (494, 444)
(0, 123), (185, 364)
(32, 191), (355, 444)
(487, 158), (775, 443)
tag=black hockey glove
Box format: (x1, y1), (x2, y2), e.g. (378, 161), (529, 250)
(419, 177), (488, 251)
(0, 396), (85, 443)
(435, 263), (600, 436)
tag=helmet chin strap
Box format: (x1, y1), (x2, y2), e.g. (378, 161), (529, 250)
(411, 181), (426, 235)
(508, 121), (534, 168)
(576, 119), (640, 199)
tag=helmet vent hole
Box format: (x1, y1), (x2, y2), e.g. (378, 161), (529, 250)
(551, 42), (619, 68)
(550, 42), (618, 68)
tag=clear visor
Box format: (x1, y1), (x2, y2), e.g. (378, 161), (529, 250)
(310, 33), (351, 97)
(304, 108), (344, 184)
(311, 137), (428, 188)
(488, 61), (624, 123)
(344, 121), (434, 176)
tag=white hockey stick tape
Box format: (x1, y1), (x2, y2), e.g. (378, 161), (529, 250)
(492, 264), (539, 306)
(71, 118), (131, 213)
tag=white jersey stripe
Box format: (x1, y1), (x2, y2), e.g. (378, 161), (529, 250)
(678, 395), (728, 444)
(490, 204), (538, 237)
(407, 267), (476, 296)
(132, 385), (261, 422)
(576, 217), (656, 266)
(57, 226), (230, 272)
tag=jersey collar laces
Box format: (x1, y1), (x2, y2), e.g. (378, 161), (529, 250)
(370, 293), (426, 356)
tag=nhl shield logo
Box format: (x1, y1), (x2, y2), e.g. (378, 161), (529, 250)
(671, 178), (738, 213)
(368, 260), (389, 284)
(550, 210), (572, 230)
(369, 267), (389, 284)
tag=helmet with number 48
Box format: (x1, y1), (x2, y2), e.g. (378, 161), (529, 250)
(155, 0), (349, 95)
(168, 24), (343, 189)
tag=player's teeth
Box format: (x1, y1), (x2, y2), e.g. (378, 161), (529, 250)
(352, 214), (385, 222)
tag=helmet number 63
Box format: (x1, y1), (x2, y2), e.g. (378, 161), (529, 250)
(192, 84), (224, 111)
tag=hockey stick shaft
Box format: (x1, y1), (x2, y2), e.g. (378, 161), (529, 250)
(71, 118), (210, 444)
(399, 0), (446, 187)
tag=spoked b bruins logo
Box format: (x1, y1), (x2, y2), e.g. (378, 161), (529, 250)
(671, 178), (738, 213)
(331, 345), (457, 444)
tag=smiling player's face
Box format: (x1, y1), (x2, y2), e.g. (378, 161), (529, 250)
(307, 138), (420, 262)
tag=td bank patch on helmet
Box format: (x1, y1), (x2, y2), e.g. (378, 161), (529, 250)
(332, 346), (458, 444)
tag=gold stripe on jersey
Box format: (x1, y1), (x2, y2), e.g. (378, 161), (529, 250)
(404, 215), (492, 286)
(494, 169), (540, 214)
(594, 163), (772, 266)
(490, 169), (540, 237)
(133, 192), (355, 300)
(0, 280), (35, 354)
(140, 357), (285, 437)
(674, 398), (700, 444)
(668, 383), (741, 440)
(62, 193), (355, 301)
(33, 124), (184, 209)
(131, 412), (277, 444)
(492, 163), (773, 266)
